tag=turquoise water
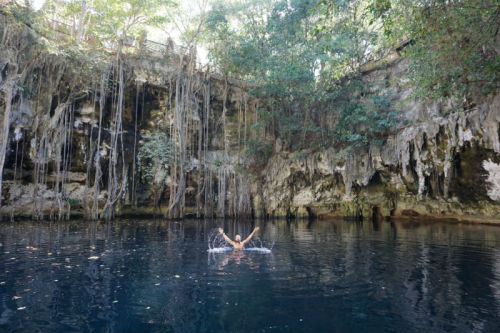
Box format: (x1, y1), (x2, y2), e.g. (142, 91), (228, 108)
(0, 219), (499, 333)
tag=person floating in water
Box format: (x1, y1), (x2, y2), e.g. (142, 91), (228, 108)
(218, 227), (260, 249)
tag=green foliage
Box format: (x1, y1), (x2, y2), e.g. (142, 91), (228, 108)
(68, 199), (80, 207)
(332, 79), (401, 148)
(203, 0), (394, 152)
(368, 0), (500, 99)
(138, 133), (173, 187)
(8, 0), (499, 161)
(233, 165), (247, 174)
(203, 0), (499, 156)
(244, 138), (273, 171)
(41, 0), (177, 50)
(3, 0), (181, 111)
(7, 3), (37, 25)
(316, 0), (385, 80)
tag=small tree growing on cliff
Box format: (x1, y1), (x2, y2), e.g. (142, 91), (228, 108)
(138, 133), (173, 215)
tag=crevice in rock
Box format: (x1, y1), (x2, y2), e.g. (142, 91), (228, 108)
(368, 171), (382, 185)
(372, 205), (383, 222)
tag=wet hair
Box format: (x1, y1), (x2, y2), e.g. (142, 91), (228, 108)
(235, 234), (242, 242)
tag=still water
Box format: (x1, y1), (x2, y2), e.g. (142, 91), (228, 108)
(0, 219), (499, 333)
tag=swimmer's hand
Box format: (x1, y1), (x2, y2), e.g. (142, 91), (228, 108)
(241, 227), (260, 245)
(219, 228), (235, 246)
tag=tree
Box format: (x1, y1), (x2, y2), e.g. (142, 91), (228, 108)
(368, 0), (500, 99)
(42, 0), (177, 49)
(202, 0), (389, 150)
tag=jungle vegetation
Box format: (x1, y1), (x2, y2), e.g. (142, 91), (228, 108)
(0, 0), (498, 220)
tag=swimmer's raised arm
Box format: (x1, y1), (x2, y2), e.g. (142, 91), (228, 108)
(218, 228), (235, 246)
(242, 227), (260, 245)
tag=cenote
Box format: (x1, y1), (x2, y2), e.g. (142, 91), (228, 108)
(0, 219), (499, 333)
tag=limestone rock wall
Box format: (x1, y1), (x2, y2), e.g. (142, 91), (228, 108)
(1, 14), (500, 222)
(252, 59), (500, 221)
(0, 47), (257, 219)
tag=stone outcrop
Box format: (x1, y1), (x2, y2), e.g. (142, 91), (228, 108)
(1, 13), (500, 222)
(251, 59), (500, 222)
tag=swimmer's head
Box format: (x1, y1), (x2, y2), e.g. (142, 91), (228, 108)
(235, 234), (241, 242)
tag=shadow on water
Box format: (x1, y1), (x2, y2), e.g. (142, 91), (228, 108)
(0, 218), (499, 333)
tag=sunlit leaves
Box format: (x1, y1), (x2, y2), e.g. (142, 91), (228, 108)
(203, 0), (389, 150)
(369, 0), (500, 99)
(42, 0), (177, 49)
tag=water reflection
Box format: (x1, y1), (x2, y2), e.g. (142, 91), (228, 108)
(208, 248), (274, 271)
(210, 250), (250, 269)
(0, 219), (498, 333)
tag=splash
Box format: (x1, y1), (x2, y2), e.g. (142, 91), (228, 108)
(207, 229), (273, 254)
(246, 238), (275, 253)
(243, 247), (272, 254)
(207, 229), (229, 252)
(207, 247), (233, 253)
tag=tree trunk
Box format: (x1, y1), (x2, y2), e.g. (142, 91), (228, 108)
(76, 0), (88, 42)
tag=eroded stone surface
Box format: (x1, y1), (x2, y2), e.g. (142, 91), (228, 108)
(483, 159), (500, 201)
(251, 60), (500, 220)
(2, 48), (500, 221)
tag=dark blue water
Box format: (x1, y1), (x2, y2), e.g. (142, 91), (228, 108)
(0, 219), (499, 333)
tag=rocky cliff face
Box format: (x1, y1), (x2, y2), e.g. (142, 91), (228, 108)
(0, 12), (258, 220)
(1, 16), (500, 222)
(0, 56), (258, 219)
(252, 58), (500, 222)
